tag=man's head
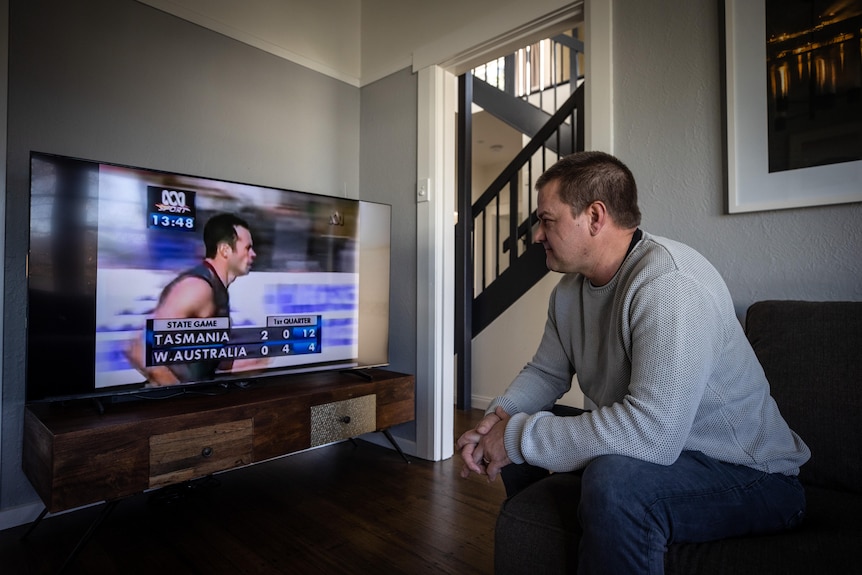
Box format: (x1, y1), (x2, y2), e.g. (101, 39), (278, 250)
(534, 152), (641, 281)
(203, 213), (256, 279)
(534, 151), (641, 229)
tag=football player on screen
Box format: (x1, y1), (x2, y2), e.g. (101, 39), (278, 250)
(125, 212), (268, 386)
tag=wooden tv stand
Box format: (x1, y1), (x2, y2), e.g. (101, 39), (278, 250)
(22, 368), (415, 514)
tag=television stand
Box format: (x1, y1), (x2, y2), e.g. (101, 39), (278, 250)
(381, 428), (411, 463)
(90, 397), (106, 415)
(21, 368), (415, 568)
(341, 367), (375, 381)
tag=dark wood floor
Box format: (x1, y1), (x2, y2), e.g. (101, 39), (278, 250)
(0, 409), (506, 575)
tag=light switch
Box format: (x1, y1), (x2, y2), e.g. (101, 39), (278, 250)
(417, 178), (431, 203)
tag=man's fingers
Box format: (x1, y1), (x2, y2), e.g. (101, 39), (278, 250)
(455, 429), (482, 450)
(459, 443), (485, 475)
(486, 464), (499, 482)
(475, 413), (501, 434)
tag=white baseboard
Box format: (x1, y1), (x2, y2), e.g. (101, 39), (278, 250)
(468, 395), (494, 411)
(0, 501), (45, 532)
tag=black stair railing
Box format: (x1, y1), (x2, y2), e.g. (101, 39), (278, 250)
(471, 83), (584, 336)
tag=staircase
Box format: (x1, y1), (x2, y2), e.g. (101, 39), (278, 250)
(456, 31), (585, 408)
(471, 81), (583, 334)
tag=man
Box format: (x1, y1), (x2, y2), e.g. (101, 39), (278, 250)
(126, 212), (259, 385)
(456, 152), (809, 573)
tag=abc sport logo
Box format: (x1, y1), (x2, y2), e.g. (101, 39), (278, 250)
(149, 186), (196, 215)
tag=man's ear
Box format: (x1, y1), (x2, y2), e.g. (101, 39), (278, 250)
(587, 201), (608, 235)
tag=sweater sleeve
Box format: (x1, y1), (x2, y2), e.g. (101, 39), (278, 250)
(505, 271), (724, 472)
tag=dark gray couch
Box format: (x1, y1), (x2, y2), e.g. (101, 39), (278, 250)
(494, 300), (862, 574)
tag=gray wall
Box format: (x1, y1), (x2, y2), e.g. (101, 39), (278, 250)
(359, 68), (418, 376)
(613, 0), (862, 315)
(360, 67), (419, 437)
(1, 0), (411, 515)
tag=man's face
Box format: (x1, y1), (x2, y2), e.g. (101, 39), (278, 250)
(227, 226), (256, 277)
(534, 180), (591, 275)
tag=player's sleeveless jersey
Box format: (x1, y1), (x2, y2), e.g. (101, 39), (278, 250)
(158, 262), (230, 381)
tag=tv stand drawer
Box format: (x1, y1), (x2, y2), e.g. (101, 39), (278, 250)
(310, 394), (376, 446)
(149, 419), (253, 488)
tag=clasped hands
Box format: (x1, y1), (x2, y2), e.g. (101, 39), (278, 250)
(456, 406), (511, 482)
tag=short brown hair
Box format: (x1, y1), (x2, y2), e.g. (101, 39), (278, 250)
(535, 152), (641, 229)
(203, 213), (251, 258)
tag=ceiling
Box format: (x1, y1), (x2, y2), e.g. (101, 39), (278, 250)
(471, 109), (523, 169)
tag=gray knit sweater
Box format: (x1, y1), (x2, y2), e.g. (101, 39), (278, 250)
(488, 232), (810, 475)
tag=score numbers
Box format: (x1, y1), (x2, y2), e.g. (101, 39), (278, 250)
(233, 316), (322, 358)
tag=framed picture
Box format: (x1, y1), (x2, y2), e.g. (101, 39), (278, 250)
(723, 0), (862, 213)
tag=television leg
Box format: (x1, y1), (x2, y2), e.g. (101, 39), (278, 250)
(58, 499), (120, 574)
(381, 428), (410, 463)
(19, 506), (48, 541)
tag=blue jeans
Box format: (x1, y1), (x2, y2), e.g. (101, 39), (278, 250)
(577, 452), (805, 574)
(500, 409), (806, 574)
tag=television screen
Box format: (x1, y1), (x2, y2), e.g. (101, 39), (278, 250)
(26, 152), (391, 402)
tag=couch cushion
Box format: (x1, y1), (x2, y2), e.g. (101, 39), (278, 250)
(745, 300), (862, 493)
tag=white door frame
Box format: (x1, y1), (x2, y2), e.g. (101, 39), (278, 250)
(415, 66), (457, 461)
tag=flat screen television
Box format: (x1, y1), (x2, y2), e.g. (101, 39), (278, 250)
(26, 151), (391, 402)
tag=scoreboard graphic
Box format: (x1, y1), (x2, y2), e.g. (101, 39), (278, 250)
(145, 315), (322, 366)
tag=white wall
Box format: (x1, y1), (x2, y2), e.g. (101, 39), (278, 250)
(472, 272), (587, 410)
